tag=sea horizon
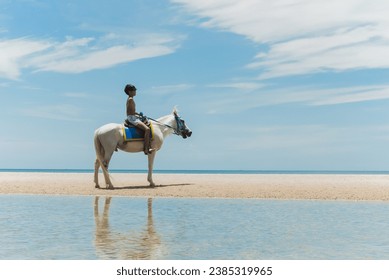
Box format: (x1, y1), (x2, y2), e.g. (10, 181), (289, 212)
(0, 168), (389, 175)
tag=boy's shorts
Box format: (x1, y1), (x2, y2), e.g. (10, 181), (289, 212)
(127, 115), (141, 125)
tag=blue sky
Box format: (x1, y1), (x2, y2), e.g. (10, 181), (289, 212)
(1, 0), (389, 171)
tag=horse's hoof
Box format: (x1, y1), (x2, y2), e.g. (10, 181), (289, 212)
(95, 184), (100, 189)
(107, 185), (114, 190)
(149, 183), (156, 188)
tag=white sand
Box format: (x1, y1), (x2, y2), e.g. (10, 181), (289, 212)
(1, 172), (389, 201)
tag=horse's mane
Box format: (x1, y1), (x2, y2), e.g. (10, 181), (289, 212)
(156, 106), (178, 123)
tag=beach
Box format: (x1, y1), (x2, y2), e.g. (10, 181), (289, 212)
(1, 172), (389, 201)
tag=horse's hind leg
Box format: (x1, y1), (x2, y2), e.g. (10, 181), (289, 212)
(94, 159), (100, 188)
(102, 149), (115, 189)
(95, 131), (118, 189)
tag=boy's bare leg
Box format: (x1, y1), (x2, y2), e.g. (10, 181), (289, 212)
(136, 122), (152, 154)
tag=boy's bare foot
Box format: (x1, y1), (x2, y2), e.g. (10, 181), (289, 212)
(144, 148), (155, 155)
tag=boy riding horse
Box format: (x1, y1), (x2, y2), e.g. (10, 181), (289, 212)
(124, 84), (153, 155)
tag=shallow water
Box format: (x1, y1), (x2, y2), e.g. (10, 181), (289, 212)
(0, 195), (388, 259)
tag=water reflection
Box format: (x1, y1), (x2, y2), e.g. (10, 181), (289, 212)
(2, 196), (388, 259)
(94, 196), (163, 259)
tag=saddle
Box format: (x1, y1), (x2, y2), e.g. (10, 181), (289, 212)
(122, 118), (153, 142)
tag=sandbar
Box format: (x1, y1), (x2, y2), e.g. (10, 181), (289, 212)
(1, 172), (389, 201)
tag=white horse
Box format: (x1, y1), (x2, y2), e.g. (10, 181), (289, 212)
(94, 108), (192, 189)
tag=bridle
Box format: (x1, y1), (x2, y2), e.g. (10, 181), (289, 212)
(146, 115), (185, 136)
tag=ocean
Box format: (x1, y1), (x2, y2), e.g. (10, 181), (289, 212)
(1, 169), (389, 174)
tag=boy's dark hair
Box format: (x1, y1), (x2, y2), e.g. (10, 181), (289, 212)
(124, 84), (137, 95)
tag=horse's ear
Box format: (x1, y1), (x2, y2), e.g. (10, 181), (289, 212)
(172, 106), (179, 116)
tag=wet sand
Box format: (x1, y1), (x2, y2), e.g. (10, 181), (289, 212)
(1, 172), (389, 201)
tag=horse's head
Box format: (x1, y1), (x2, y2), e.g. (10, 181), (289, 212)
(173, 110), (192, 139)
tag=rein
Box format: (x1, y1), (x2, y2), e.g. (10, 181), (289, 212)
(146, 116), (180, 135)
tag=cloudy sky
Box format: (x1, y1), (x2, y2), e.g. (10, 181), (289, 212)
(1, 0), (389, 171)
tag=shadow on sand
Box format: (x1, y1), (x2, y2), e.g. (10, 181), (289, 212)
(100, 183), (193, 190)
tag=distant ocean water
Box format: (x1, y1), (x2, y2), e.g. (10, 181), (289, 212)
(0, 169), (389, 175)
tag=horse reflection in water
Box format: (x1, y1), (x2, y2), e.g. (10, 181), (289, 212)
(94, 196), (164, 259)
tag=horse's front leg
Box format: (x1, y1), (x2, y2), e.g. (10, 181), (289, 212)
(147, 152), (157, 187)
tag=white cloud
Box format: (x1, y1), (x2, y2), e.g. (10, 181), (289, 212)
(0, 38), (51, 79)
(202, 84), (389, 114)
(35, 44), (175, 73)
(208, 82), (264, 91)
(172, 0), (389, 78)
(0, 33), (181, 79)
(150, 83), (194, 93)
(20, 104), (86, 121)
(311, 86), (389, 106)
(62, 92), (91, 99)
(252, 25), (389, 79)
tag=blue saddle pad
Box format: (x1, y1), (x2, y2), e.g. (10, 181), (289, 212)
(122, 123), (153, 142)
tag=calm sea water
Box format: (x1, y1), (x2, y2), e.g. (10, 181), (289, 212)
(0, 195), (389, 260)
(1, 169), (389, 174)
